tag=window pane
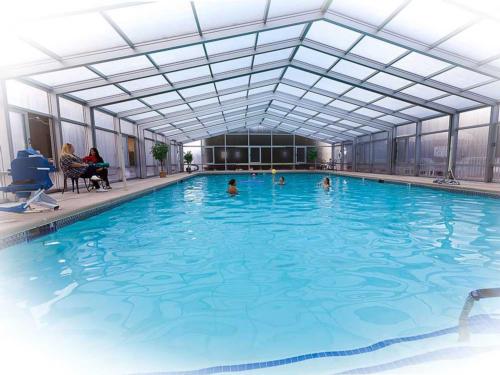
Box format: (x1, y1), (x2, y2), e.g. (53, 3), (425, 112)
(459, 107), (491, 128)
(61, 121), (87, 157)
(6, 80), (49, 114)
(59, 97), (84, 122)
(419, 132), (448, 177)
(421, 116), (449, 133)
(227, 147), (248, 163)
(455, 126), (489, 180)
(94, 110), (115, 130)
(28, 114), (53, 159)
(9, 112), (26, 158)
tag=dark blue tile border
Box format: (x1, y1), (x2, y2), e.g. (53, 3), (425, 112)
(131, 314), (500, 375)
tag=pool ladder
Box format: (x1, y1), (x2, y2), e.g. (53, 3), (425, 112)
(458, 288), (500, 341)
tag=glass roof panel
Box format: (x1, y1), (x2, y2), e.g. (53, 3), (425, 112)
(366, 72), (412, 90)
(282, 67), (320, 86)
(391, 52), (451, 77)
(306, 21), (362, 51)
(330, 60), (376, 80)
(360, 125), (380, 132)
(438, 20), (500, 62)
(250, 69), (284, 84)
(127, 111), (158, 121)
(377, 115), (407, 124)
(101, 100), (147, 114)
(30, 67), (99, 87)
(293, 47), (338, 69)
(343, 87), (382, 102)
(314, 77), (352, 94)
(178, 83), (216, 98)
(0, 36), (51, 67)
(268, 108), (288, 116)
(276, 83), (306, 97)
(432, 67), (492, 89)
(91, 56), (154, 77)
(21, 13), (127, 57)
(165, 65), (211, 83)
(106, 1), (198, 44)
(307, 119), (325, 126)
(257, 24), (304, 45)
(287, 113), (308, 121)
(271, 100), (295, 110)
(119, 76), (168, 92)
(205, 34), (256, 56)
(326, 124), (345, 131)
(329, 100), (358, 111)
(195, 0), (267, 31)
(470, 81), (500, 100)
(190, 97), (220, 108)
(400, 84), (447, 100)
(317, 113), (340, 122)
(253, 48), (293, 66)
(268, 0), (324, 18)
(303, 92), (332, 104)
(329, 0), (407, 28)
(219, 91), (246, 102)
(353, 108), (385, 118)
(142, 92), (182, 106)
(216, 76), (249, 91)
(70, 85), (125, 101)
(211, 57), (252, 75)
(400, 106), (440, 118)
(295, 107), (318, 116)
(384, 0), (475, 45)
(350, 36), (408, 64)
(248, 85), (274, 96)
(432, 95), (480, 110)
(372, 97), (411, 110)
(159, 104), (191, 115)
(149, 45), (206, 66)
(346, 130), (363, 136)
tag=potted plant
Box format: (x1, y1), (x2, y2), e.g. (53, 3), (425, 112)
(151, 142), (169, 178)
(184, 150), (193, 173)
(308, 147), (318, 170)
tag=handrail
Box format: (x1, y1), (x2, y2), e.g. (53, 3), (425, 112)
(458, 288), (500, 341)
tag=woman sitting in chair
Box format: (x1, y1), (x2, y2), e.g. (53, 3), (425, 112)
(83, 148), (111, 189)
(59, 143), (108, 192)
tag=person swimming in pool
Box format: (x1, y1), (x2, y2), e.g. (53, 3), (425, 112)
(227, 179), (238, 195)
(277, 176), (285, 185)
(322, 177), (330, 189)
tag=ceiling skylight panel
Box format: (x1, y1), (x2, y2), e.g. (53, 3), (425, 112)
(329, 100), (358, 111)
(400, 106), (440, 118)
(106, 0), (197, 44)
(400, 84), (447, 100)
(159, 104), (191, 115)
(372, 97), (411, 110)
(21, 13), (126, 57)
(268, 0), (324, 17)
(350, 36), (408, 64)
(438, 20), (500, 61)
(391, 52), (451, 77)
(283, 68), (320, 86)
(91, 56), (154, 77)
(314, 78), (352, 94)
(432, 95), (480, 110)
(70, 85), (125, 101)
(384, 0), (476, 45)
(195, 0), (267, 30)
(119, 76), (168, 92)
(271, 100), (295, 110)
(343, 88), (382, 102)
(328, 0), (407, 28)
(30, 67), (99, 87)
(250, 69), (284, 84)
(307, 119), (326, 126)
(306, 21), (362, 51)
(470, 81), (500, 100)
(331, 60), (376, 80)
(432, 67), (492, 89)
(253, 49), (293, 66)
(353, 108), (385, 118)
(339, 119), (362, 127)
(101, 100), (147, 113)
(293, 47), (338, 69)
(248, 86), (274, 96)
(360, 126), (380, 132)
(149, 45), (206, 66)
(166, 65), (211, 83)
(303, 92), (332, 104)
(0, 36), (51, 67)
(211, 57), (252, 75)
(294, 107), (318, 116)
(216, 76), (249, 91)
(276, 84), (306, 97)
(366, 72), (412, 90)
(377, 115), (407, 124)
(346, 130), (363, 136)
(190, 97), (219, 108)
(257, 24), (304, 45)
(327, 124), (345, 131)
(178, 83), (216, 98)
(205, 35), (255, 56)
(219, 91), (246, 102)
(142, 92), (182, 106)
(286, 113), (308, 121)
(127, 111), (158, 121)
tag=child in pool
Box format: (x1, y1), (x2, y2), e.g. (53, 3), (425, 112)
(227, 179), (238, 195)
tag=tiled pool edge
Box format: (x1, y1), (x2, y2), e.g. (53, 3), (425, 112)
(0, 173), (199, 250)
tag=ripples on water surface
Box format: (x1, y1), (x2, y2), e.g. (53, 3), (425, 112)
(0, 174), (499, 373)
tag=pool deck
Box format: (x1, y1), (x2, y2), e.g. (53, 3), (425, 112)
(1, 170), (499, 246)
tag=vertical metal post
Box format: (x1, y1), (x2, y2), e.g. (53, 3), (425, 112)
(293, 133), (296, 169)
(47, 92), (64, 189)
(0, 80), (13, 175)
(414, 121), (422, 177)
(270, 129), (273, 167)
(447, 114), (459, 176)
(166, 140), (172, 175)
(115, 117), (128, 190)
(387, 129), (394, 175)
(179, 143), (184, 172)
(87, 107), (97, 147)
(369, 134), (374, 173)
(138, 127), (147, 178)
(340, 142), (345, 171)
(485, 105), (499, 182)
(352, 138), (358, 172)
(224, 134), (227, 170)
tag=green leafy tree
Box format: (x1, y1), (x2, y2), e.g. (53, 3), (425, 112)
(308, 147), (318, 169)
(151, 142), (169, 173)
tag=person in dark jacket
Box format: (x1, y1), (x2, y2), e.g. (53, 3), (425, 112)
(83, 148), (111, 189)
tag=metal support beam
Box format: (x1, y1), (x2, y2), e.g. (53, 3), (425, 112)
(138, 127), (147, 179)
(0, 80), (12, 175)
(115, 117), (128, 189)
(447, 113), (460, 175)
(387, 128), (395, 174)
(414, 121), (422, 176)
(485, 105), (499, 182)
(352, 137), (357, 171)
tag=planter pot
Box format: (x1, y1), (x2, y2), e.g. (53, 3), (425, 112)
(159, 171), (167, 178)
(186, 166), (192, 174)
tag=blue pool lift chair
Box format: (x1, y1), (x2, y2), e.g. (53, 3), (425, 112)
(0, 148), (59, 213)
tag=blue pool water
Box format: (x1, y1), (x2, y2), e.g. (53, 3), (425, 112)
(1, 173), (500, 373)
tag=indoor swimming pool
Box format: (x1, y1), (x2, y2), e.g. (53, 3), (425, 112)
(1, 173), (500, 374)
